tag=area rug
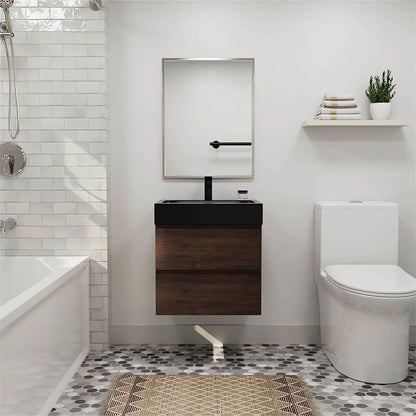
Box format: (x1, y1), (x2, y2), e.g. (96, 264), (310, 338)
(99, 374), (322, 415)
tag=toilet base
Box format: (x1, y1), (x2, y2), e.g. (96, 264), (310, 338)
(322, 346), (408, 385)
(316, 273), (413, 384)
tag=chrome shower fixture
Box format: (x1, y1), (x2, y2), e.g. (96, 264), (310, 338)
(0, 217), (17, 233)
(0, 0), (15, 7)
(1, 0), (19, 140)
(89, 0), (102, 11)
(0, 0), (14, 34)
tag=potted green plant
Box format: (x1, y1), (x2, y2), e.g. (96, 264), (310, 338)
(365, 70), (396, 120)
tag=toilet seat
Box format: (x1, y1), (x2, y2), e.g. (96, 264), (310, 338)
(324, 264), (416, 298)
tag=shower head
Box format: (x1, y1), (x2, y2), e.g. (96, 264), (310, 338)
(0, 0), (14, 8)
(0, 0), (14, 34)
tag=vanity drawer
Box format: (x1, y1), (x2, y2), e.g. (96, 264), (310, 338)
(156, 227), (261, 271)
(156, 272), (261, 315)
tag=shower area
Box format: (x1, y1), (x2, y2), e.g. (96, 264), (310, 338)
(0, 1), (109, 413)
(0, 0), (110, 370)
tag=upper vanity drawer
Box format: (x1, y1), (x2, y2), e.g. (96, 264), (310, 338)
(156, 227), (261, 271)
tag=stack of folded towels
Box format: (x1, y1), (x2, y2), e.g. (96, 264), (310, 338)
(315, 93), (361, 120)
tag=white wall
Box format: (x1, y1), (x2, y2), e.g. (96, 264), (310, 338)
(0, 0), (109, 350)
(109, 1), (415, 342)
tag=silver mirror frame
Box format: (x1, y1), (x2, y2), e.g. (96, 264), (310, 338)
(162, 58), (255, 179)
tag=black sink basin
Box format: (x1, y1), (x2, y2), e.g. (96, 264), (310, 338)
(154, 199), (263, 226)
(162, 200), (256, 204)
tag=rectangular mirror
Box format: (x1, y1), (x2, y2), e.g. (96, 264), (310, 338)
(163, 58), (254, 178)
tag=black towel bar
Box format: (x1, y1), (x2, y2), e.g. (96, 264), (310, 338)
(210, 140), (252, 149)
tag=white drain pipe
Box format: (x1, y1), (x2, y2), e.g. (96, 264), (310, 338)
(194, 325), (224, 361)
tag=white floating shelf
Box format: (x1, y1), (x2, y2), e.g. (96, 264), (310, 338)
(302, 120), (408, 127)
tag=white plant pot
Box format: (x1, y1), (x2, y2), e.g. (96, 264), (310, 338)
(370, 102), (392, 120)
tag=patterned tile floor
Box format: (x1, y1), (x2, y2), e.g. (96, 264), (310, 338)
(51, 344), (416, 416)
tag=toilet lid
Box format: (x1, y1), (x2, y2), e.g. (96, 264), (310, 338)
(325, 265), (416, 297)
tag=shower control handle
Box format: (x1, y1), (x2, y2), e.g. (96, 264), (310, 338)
(1, 153), (15, 175)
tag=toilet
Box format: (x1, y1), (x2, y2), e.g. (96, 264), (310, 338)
(314, 201), (416, 384)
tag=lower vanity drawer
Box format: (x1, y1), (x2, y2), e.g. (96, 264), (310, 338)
(156, 272), (261, 315)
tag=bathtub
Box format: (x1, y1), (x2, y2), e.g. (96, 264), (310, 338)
(0, 256), (90, 416)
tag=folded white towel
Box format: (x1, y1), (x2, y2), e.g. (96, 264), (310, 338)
(317, 106), (362, 115)
(323, 93), (355, 101)
(315, 114), (362, 120)
(321, 99), (357, 108)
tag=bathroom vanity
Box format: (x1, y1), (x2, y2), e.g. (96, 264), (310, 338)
(157, 58), (260, 315)
(154, 200), (263, 315)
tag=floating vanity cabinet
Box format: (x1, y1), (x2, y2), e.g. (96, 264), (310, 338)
(154, 200), (263, 315)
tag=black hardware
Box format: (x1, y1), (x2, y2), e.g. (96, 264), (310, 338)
(204, 176), (212, 201)
(210, 140), (252, 149)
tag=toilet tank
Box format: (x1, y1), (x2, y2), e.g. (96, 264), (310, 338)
(314, 201), (399, 277)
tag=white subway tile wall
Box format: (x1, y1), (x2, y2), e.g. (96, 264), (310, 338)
(0, 0), (109, 350)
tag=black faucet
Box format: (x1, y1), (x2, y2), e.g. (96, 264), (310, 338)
(204, 176), (212, 201)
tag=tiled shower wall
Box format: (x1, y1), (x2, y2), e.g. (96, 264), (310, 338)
(0, 0), (109, 350)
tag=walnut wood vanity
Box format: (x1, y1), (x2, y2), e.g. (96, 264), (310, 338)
(154, 200), (263, 315)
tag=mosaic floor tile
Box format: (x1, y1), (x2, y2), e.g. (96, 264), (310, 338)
(51, 344), (416, 416)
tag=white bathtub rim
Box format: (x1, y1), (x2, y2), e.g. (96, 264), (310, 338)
(0, 256), (89, 332)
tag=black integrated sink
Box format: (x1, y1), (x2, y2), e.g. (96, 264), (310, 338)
(162, 200), (255, 204)
(154, 199), (263, 226)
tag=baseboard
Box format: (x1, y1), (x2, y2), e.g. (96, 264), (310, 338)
(112, 325), (416, 345)
(111, 325), (321, 345)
